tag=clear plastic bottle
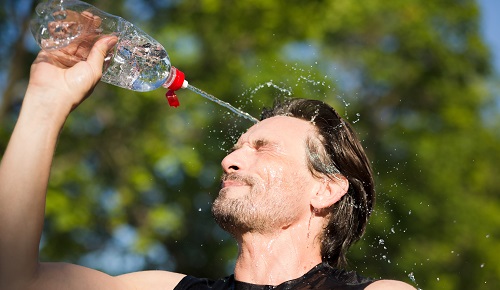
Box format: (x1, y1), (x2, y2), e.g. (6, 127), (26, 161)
(30, 0), (187, 93)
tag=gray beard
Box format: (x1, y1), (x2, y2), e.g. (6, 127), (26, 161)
(211, 190), (255, 235)
(211, 186), (298, 236)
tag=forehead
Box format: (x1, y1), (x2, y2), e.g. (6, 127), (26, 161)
(238, 116), (316, 145)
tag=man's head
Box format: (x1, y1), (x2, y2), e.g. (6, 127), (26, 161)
(213, 115), (322, 235)
(260, 98), (375, 267)
(212, 98), (375, 268)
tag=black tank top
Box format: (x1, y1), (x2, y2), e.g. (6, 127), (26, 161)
(173, 263), (375, 290)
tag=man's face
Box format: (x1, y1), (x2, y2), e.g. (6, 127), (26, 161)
(212, 116), (320, 235)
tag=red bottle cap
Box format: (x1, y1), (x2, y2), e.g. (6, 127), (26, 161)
(166, 67), (186, 91)
(163, 67), (187, 107)
(166, 90), (180, 107)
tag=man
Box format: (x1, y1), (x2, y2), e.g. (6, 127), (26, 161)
(0, 37), (415, 289)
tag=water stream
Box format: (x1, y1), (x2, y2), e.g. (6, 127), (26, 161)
(187, 84), (259, 124)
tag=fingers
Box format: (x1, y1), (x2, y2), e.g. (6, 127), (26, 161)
(81, 11), (103, 29)
(43, 9), (104, 60)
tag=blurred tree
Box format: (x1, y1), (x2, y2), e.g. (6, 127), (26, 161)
(1, 0), (499, 289)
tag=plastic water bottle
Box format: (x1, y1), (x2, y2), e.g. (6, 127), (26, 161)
(30, 0), (259, 119)
(30, 0), (187, 101)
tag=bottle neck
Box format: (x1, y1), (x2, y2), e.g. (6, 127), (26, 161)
(163, 67), (188, 90)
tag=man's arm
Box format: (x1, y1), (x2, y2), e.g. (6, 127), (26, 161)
(0, 37), (184, 290)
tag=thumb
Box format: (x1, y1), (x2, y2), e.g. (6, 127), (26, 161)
(64, 36), (118, 107)
(86, 36), (118, 76)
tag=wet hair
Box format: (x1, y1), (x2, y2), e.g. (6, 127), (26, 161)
(260, 98), (375, 268)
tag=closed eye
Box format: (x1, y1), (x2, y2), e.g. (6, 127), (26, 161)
(253, 139), (268, 150)
(253, 139), (283, 154)
(228, 139), (278, 153)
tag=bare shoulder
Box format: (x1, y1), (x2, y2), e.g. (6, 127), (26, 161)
(366, 279), (416, 290)
(28, 262), (186, 290)
(118, 269), (186, 290)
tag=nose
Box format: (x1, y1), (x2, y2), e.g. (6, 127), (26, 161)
(221, 148), (246, 173)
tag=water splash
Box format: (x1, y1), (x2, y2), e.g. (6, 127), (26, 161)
(407, 272), (422, 290)
(352, 112), (361, 123)
(187, 84), (259, 124)
(248, 81), (293, 97)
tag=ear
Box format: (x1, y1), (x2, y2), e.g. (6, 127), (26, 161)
(310, 175), (349, 210)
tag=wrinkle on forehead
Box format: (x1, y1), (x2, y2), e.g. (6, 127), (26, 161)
(242, 116), (318, 141)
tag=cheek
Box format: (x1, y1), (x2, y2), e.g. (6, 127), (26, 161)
(262, 164), (311, 195)
(262, 165), (285, 190)
(257, 157), (312, 195)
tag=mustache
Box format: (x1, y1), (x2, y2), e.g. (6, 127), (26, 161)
(220, 172), (256, 188)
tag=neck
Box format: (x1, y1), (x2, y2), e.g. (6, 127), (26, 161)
(233, 217), (323, 286)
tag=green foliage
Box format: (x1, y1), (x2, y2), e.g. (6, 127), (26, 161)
(1, 0), (499, 288)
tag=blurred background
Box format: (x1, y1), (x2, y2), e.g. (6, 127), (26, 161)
(1, 0), (499, 289)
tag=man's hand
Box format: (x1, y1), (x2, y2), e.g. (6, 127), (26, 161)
(27, 34), (117, 117)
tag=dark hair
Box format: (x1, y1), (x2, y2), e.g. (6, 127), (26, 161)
(261, 98), (375, 268)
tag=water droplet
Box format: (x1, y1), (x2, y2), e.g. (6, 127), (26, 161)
(408, 272), (416, 284)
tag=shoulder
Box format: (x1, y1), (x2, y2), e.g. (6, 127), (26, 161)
(118, 270), (186, 290)
(28, 262), (186, 290)
(366, 279), (416, 290)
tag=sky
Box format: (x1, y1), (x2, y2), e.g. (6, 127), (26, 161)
(478, 0), (500, 72)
